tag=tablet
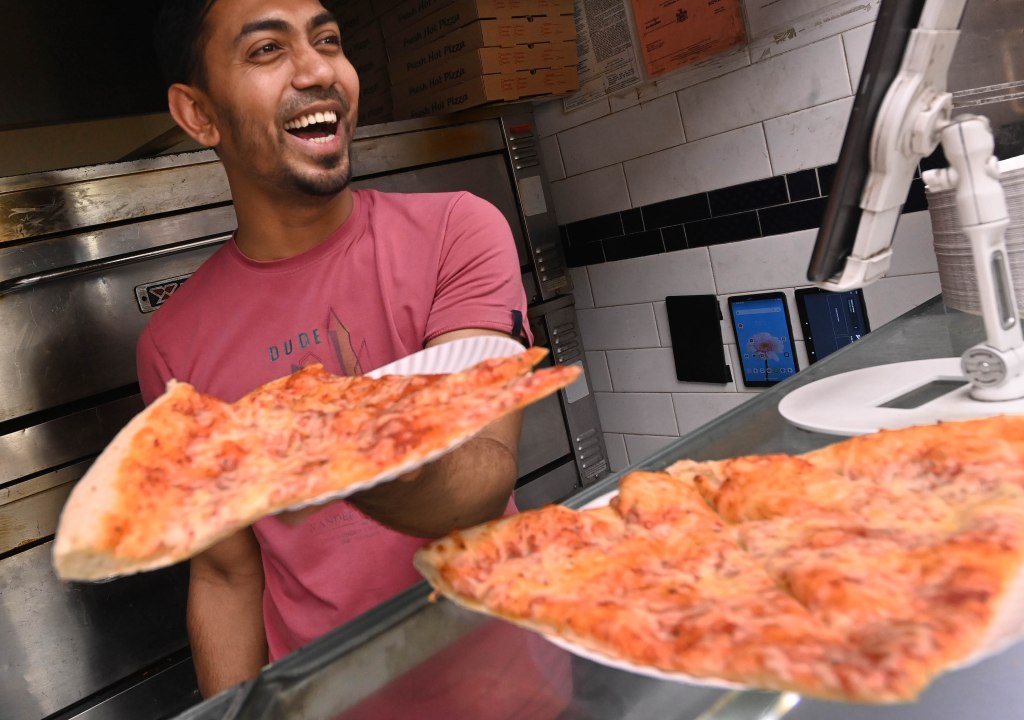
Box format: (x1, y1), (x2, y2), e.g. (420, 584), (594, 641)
(727, 292), (799, 388)
(794, 287), (871, 364)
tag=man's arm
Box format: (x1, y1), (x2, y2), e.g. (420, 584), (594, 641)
(187, 527), (268, 697)
(348, 328), (523, 538)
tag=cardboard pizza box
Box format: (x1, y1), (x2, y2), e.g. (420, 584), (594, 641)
(387, 15), (577, 78)
(389, 40), (577, 87)
(392, 66), (578, 119)
(323, 0), (378, 33)
(381, 0), (574, 38)
(384, 0), (573, 55)
(371, 0), (405, 15)
(358, 90), (395, 126)
(346, 21), (390, 77)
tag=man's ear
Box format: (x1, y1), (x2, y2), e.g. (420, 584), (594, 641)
(167, 83), (221, 148)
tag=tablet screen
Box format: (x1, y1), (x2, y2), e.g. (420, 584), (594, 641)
(728, 293), (799, 387)
(795, 288), (871, 364)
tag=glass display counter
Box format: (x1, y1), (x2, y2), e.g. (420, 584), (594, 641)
(173, 296), (1024, 720)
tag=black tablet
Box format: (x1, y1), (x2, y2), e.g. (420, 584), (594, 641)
(727, 292), (799, 388)
(795, 287), (871, 364)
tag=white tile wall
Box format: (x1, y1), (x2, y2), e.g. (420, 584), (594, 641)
(535, 97), (609, 137)
(842, 22), (876, 89)
(863, 273), (942, 327)
(764, 97), (854, 175)
(623, 434), (678, 464)
(709, 229), (819, 295)
(550, 164), (631, 225)
(587, 247), (716, 306)
(606, 348), (738, 393)
(539, 134), (565, 181)
(568, 267), (595, 308)
(603, 432), (629, 472)
(585, 350), (613, 392)
(532, 11), (940, 468)
(888, 212), (939, 276)
(623, 124), (772, 207)
(576, 304), (660, 350)
(557, 95), (685, 177)
(676, 38), (852, 141)
(672, 393), (755, 435)
(595, 392), (679, 435)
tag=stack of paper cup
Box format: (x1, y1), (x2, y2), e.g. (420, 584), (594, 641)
(926, 155), (1024, 315)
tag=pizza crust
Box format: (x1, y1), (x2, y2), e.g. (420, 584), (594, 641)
(53, 380), (193, 580)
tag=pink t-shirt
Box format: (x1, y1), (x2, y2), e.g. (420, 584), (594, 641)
(136, 189), (532, 660)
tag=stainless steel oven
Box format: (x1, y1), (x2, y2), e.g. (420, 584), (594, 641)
(0, 104), (607, 720)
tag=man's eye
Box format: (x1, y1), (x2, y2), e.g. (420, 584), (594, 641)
(317, 34), (342, 48)
(251, 42), (281, 58)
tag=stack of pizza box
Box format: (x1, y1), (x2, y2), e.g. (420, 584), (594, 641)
(383, 0), (579, 120)
(324, 0), (396, 126)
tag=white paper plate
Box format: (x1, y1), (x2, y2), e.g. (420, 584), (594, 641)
(283, 336), (526, 511)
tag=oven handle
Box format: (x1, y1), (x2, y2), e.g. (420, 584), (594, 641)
(0, 234), (229, 298)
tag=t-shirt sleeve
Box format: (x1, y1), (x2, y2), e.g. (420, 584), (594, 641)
(136, 326), (175, 406)
(425, 192), (534, 346)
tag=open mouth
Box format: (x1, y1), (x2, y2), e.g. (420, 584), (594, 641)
(283, 110), (339, 145)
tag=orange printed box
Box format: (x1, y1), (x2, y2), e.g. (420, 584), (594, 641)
(388, 15), (576, 76)
(385, 0), (574, 54)
(389, 40), (576, 86)
(381, 0), (574, 37)
(393, 66), (578, 118)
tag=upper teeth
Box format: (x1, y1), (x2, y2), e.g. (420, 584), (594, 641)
(284, 110), (338, 130)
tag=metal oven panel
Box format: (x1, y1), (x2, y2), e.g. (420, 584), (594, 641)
(0, 105), (597, 720)
(0, 544), (191, 720)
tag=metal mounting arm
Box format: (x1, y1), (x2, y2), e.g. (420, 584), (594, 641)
(925, 116), (1024, 400)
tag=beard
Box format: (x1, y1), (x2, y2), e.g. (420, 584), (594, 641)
(283, 143), (353, 197)
(219, 88), (356, 198)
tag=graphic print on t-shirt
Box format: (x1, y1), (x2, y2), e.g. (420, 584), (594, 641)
(327, 306), (369, 376)
(265, 306), (371, 376)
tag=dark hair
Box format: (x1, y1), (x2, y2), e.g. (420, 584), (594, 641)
(153, 0), (219, 88)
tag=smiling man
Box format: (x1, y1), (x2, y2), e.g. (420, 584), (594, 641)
(140, 0), (547, 701)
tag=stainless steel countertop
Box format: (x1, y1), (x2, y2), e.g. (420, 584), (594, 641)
(173, 296), (1024, 720)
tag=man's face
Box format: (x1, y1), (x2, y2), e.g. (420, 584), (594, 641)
(199, 0), (360, 197)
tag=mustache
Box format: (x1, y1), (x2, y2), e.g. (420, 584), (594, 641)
(278, 88), (352, 123)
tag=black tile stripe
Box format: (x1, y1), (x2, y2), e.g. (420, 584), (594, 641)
(758, 197), (828, 236)
(565, 213), (623, 244)
(620, 208), (645, 234)
(708, 177), (788, 216)
(785, 169), (820, 202)
(560, 160), (933, 267)
(661, 224), (687, 252)
(641, 194), (711, 229)
(685, 211), (761, 247)
(604, 230), (665, 261)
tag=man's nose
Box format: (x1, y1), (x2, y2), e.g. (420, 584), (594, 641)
(292, 43), (335, 88)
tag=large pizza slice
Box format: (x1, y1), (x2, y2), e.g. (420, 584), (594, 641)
(415, 416), (1024, 703)
(54, 347), (579, 581)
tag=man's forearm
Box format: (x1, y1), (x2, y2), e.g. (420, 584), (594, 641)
(351, 418), (520, 537)
(188, 568), (268, 697)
